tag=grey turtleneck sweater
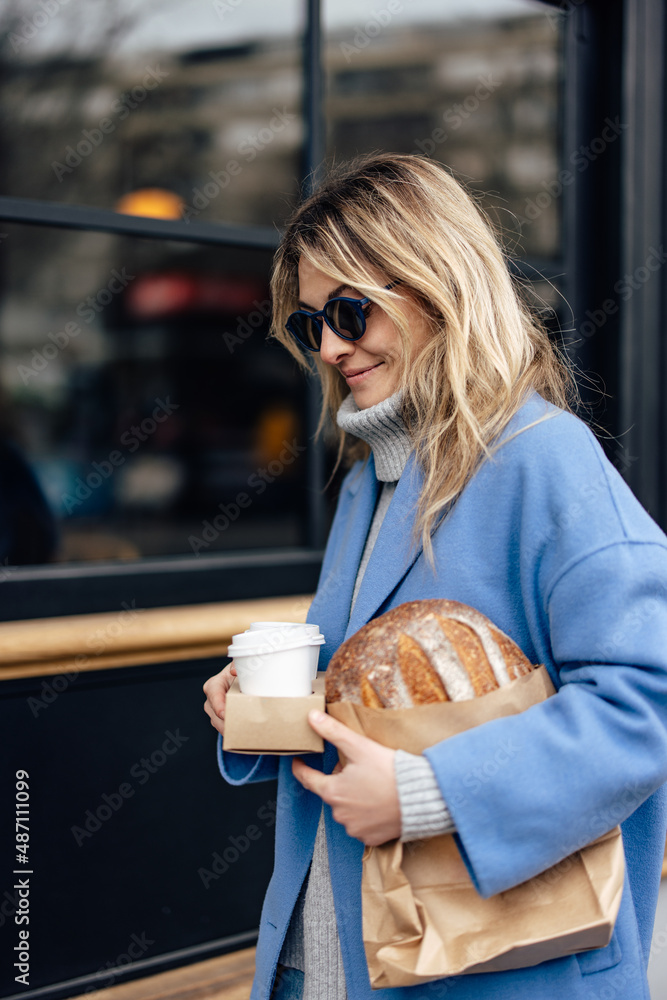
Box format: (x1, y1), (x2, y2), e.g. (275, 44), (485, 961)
(277, 391), (455, 999)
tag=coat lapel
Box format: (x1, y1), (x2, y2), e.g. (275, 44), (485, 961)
(345, 453), (424, 639)
(308, 458), (380, 661)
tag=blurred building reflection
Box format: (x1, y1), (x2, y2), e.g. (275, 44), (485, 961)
(0, 0), (564, 564)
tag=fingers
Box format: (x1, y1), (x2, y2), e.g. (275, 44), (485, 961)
(306, 710), (368, 760)
(292, 757), (335, 803)
(292, 751), (400, 844)
(202, 663), (238, 736)
(203, 663), (236, 718)
(203, 698), (225, 736)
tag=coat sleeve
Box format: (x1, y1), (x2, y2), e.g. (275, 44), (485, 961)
(216, 735), (279, 786)
(423, 539), (667, 897)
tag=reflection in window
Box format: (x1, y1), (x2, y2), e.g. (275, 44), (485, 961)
(0, 0), (570, 569)
(324, 0), (564, 262)
(0, 224), (310, 564)
(0, 1), (304, 228)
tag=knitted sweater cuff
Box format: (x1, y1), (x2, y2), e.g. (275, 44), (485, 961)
(394, 749), (456, 842)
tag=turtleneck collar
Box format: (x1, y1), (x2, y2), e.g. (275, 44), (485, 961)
(336, 390), (413, 482)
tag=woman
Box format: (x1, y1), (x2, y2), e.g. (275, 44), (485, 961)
(203, 153), (667, 1000)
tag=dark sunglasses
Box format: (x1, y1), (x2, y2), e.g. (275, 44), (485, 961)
(285, 281), (399, 352)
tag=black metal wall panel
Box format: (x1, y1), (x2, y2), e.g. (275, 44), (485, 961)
(0, 657), (275, 1000)
(0, 550), (323, 622)
(619, 0), (667, 525)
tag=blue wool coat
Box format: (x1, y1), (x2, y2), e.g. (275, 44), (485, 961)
(218, 393), (667, 999)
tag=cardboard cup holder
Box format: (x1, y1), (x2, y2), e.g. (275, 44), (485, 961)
(222, 673), (326, 755)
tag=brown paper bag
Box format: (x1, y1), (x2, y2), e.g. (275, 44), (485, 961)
(328, 667), (625, 988)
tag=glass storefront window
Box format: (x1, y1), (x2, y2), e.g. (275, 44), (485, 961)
(0, 1), (304, 227)
(0, 0), (572, 573)
(323, 0), (565, 262)
(0, 222), (310, 564)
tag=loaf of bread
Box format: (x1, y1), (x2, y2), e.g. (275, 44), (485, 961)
(325, 600), (534, 708)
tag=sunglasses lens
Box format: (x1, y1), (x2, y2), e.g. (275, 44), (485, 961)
(326, 300), (364, 340)
(287, 299), (366, 351)
(289, 313), (321, 350)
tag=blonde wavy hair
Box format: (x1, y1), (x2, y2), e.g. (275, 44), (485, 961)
(271, 153), (576, 560)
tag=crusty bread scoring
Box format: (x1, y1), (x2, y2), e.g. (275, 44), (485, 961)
(325, 600), (534, 707)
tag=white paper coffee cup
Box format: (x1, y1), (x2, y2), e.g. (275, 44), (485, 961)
(228, 628), (313, 697)
(247, 622), (325, 679)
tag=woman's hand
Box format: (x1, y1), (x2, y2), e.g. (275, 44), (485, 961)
(292, 711), (401, 846)
(203, 663), (237, 737)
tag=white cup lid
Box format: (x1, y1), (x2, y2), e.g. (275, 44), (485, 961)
(248, 620), (304, 630)
(246, 622), (324, 644)
(228, 631), (313, 658)
(230, 630), (263, 647)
